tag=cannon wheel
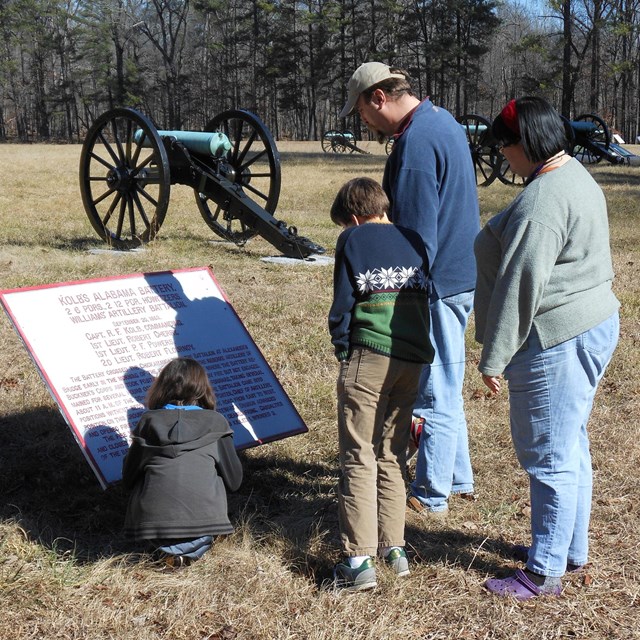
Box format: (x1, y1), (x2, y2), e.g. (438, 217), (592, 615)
(572, 113), (611, 164)
(385, 137), (394, 155)
(79, 107), (170, 248)
(322, 130), (338, 153)
(496, 155), (526, 186)
(196, 109), (281, 245)
(339, 130), (356, 154)
(560, 115), (577, 160)
(457, 114), (501, 187)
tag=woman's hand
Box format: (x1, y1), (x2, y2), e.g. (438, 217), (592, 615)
(482, 374), (502, 395)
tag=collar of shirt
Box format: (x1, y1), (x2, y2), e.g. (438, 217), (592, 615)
(393, 97), (430, 139)
(162, 403), (203, 410)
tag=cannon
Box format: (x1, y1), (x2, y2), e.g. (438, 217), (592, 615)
(564, 114), (639, 166)
(456, 112), (639, 187)
(456, 115), (503, 186)
(79, 108), (325, 259)
(321, 130), (370, 155)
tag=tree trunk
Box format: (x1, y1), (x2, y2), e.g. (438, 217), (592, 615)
(561, 0), (572, 117)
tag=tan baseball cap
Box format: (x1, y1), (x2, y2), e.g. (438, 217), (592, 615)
(339, 62), (406, 118)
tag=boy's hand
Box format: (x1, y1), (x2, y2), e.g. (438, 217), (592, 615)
(482, 374), (502, 395)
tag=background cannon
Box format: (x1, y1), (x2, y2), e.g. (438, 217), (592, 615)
(456, 114), (502, 186)
(565, 114), (639, 166)
(79, 108), (325, 259)
(455, 112), (639, 187)
(321, 130), (370, 155)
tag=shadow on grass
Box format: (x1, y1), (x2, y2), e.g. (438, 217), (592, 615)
(0, 233), (273, 262)
(0, 406), (130, 561)
(12, 231), (318, 260)
(228, 449), (338, 585)
(592, 167), (640, 193)
(404, 522), (524, 578)
(229, 451), (518, 587)
(0, 407), (338, 568)
(0, 408), (517, 584)
(279, 150), (386, 166)
(53, 235), (247, 254)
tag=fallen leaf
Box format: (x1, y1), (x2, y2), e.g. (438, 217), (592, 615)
(204, 626), (238, 640)
(0, 377), (20, 389)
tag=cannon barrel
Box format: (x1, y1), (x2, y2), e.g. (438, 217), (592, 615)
(134, 129), (232, 158)
(568, 113), (616, 165)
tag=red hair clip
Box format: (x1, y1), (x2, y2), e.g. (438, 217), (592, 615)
(500, 99), (520, 135)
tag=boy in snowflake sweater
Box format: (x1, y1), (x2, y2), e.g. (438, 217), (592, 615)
(328, 177), (434, 591)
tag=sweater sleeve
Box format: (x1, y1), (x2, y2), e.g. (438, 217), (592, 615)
(328, 233), (355, 361)
(216, 434), (243, 492)
(479, 218), (563, 376)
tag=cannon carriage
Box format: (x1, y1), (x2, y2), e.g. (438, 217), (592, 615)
(456, 112), (639, 187)
(321, 130), (370, 155)
(80, 107), (325, 259)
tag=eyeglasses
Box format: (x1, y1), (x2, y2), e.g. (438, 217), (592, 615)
(498, 140), (519, 151)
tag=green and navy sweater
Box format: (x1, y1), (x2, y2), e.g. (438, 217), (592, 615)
(329, 222), (434, 363)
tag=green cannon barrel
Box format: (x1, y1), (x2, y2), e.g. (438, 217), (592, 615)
(459, 123), (488, 133)
(570, 121), (599, 134)
(134, 129), (232, 157)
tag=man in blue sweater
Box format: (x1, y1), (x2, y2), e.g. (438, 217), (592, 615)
(339, 62), (480, 516)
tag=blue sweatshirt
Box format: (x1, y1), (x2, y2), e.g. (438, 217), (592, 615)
(328, 222), (434, 363)
(383, 99), (480, 299)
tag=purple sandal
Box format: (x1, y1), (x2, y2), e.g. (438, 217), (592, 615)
(484, 569), (562, 601)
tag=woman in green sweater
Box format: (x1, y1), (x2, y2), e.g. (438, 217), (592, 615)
(474, 97), (619, 600)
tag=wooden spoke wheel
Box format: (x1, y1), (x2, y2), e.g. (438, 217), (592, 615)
(385, 137), (394, 155)
(561, 115), (576, 155)
(571, 113), (611, 165)
(322, 130), (339, 153)
(457, 114), (501, 187)
(197, 109), (281, 245)
(339, 130), (356, 154)
(496, 154), (526, 186)
(79, 108), (170, 248)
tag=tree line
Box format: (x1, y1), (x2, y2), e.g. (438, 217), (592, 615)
(0, 0), (638, 144)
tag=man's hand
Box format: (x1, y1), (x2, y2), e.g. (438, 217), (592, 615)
(482, 374), (502, 395)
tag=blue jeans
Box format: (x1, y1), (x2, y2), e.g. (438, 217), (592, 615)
(410, 291), (475, 511)
(505, 312), (619, 577)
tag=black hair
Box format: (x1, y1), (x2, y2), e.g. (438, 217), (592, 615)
(492, 96), (567, 163)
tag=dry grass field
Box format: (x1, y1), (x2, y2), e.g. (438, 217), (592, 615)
(0, 140), (639, 639)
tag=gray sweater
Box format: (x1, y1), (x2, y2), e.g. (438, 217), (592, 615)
(474, 158), (619, 376)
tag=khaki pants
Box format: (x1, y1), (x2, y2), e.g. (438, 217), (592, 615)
(337, 347), (423, 556)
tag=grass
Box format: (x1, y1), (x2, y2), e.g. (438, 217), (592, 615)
(1, 141), (640, 639)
